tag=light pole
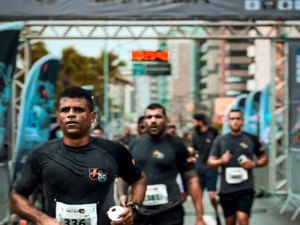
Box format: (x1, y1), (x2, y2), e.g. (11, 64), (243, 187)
(103, 49), (110, 138)
(102, 41), (138, 138)
(101, 40), (158, 138)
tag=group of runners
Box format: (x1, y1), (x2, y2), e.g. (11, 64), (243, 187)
(10, 86), (268, 225)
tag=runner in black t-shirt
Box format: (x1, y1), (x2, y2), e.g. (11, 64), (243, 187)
(192, 113), (221, 225)
(207, 109), (268, 225)
(119, 103), (205, 225)
(10, 87), (147, 225)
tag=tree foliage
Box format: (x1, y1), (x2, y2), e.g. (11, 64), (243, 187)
(28, 42), (126, 114)
(19, 41), (49, 66)
(30, 42), (49, 65)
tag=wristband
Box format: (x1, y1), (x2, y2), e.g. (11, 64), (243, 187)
(126, 201), (140, 213)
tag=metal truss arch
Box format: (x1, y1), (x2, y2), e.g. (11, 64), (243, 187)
(23, 20), (300, 40)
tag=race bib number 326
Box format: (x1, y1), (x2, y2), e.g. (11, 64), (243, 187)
(56, 202), (97, 225)
(62, 218), (91, 225)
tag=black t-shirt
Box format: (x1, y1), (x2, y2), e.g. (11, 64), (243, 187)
(192, 127), (218, 169)
(129, 134), (194, 215)
(210, 132), (266, 194)
(13, 137), (142, 224)
(119, 134), (137, 147)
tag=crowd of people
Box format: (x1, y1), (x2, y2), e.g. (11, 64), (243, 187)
(10, 86), (268, 225)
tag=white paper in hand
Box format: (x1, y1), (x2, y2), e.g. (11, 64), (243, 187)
(107, 206), (126, 221)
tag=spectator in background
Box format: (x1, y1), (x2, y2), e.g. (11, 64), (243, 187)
(137, 116), (146, 136)
(119, 126), (137, 148)
(167, 124), (178, 136)
(91, 123), (104, 138)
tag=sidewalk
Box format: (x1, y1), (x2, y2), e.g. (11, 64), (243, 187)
(183, 192), (300, 225)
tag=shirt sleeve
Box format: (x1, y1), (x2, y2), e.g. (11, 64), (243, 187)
(213, 128), (219, 139)
(191, 132), (197, 150)
(13, 149), (41, 197)
(109, 142), (142, 184)
(251, 135), (266, 157)
(170, 137), (195, 174)
(209, 135), (222, 157)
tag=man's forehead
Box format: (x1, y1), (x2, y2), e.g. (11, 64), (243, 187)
(59, 97), (87, 106)
(145, 108), (164, 115)
(229, 111), (242, 116)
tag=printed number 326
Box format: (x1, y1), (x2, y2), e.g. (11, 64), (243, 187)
(64, 219), (87, 225)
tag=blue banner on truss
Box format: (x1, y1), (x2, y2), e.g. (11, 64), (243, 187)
(14, 54), (61, 177)
(0, 21), (23, 162)
(0, 21), (23, 225)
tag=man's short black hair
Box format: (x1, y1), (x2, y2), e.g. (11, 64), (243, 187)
(137, 116), (145, 124)
(193, 113), (207, 124)
(229, 108), (243, 118)
(146, 103), (166, 117)
(230, 108), (242, 113)
(59, 86), (94, 112)
(93, 123), (103, 132)
(168, 124), (176, 129)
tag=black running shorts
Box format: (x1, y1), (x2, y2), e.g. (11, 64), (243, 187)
(219, 189), (255, 218)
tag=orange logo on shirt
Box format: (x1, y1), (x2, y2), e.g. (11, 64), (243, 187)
(89, 168), (100, 180)
(239, 142), (248, 149)
(89, 168), (107, 182)
(187, 157), (194, 163)
(152, 150), (164, 159)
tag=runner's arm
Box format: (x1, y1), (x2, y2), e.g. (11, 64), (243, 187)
(255, 154), (268, 167)
(116, 177), (130, 205)
(207, 150), (232, 168)
(184, 170), (205, 225)
(252, 137), (268, 168)
(207, 155), (223, 168)
(117, 173), (147, 206)
(10, 189), (60, 225)
(113, 173), (147, 225)
(249, 154), (268, 169)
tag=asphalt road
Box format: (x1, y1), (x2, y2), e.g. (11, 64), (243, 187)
(183, 192), (300, 225)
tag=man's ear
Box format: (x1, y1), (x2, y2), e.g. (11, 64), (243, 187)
(91, 111), (97, 123)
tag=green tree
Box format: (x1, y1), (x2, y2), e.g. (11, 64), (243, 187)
(56, 47), (126, 114)
(19, 41), (49, 67)
(30, 42), (49, 65)
(24, 42), (127, 117)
